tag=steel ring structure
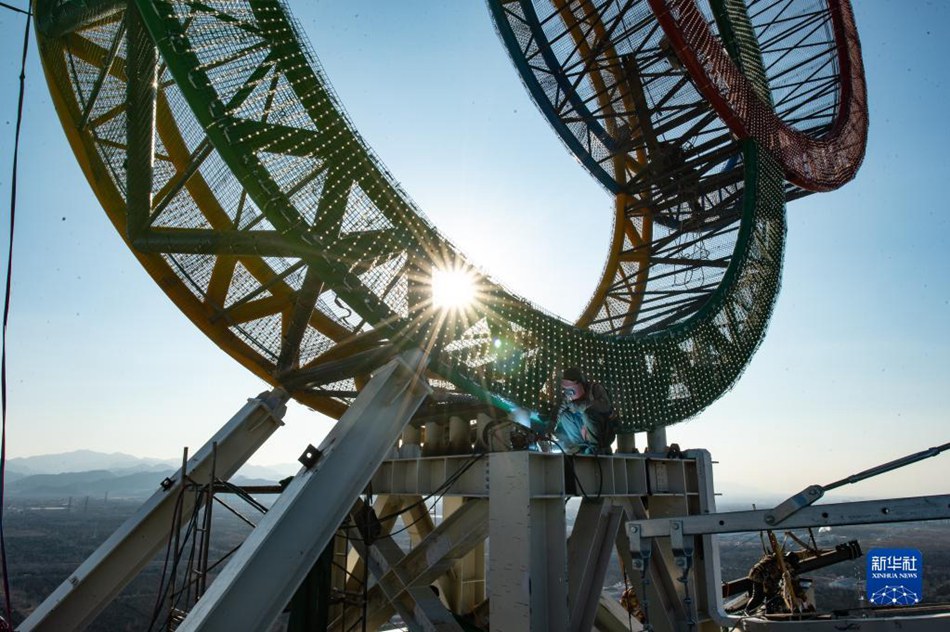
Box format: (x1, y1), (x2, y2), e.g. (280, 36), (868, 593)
(33, 0), (866, 431)
(647, 0), (868, 191)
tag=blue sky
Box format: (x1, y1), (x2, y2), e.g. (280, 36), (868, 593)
(0, 1), (947, 501)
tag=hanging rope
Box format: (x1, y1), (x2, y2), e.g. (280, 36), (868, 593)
(0, 3), (32, 623)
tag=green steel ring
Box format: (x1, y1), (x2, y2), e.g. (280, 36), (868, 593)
(34, 0), (794, 431)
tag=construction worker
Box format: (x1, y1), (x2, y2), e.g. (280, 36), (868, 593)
(554, 367), (616, 455)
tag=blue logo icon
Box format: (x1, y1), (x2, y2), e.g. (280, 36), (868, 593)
(866, 548), (922, 606)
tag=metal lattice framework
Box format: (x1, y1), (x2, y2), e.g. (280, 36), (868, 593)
(33, 0), (866, 431)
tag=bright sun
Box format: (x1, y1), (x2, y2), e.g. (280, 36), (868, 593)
(431, 266), (476, 309)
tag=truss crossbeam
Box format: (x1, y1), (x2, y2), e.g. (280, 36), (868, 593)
(354, 499), (488, 631)
(36, 0), (124, 38)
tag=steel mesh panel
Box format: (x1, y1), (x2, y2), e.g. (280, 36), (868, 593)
(133, 0), (784, 429)
(315, 290), (364, 331)
(491, 0), (755, 337)
(649, 0), (867, 190)
(744, 0), (839, 135)
(61, 40), (132, 195)
(34, 0), (865, 430)
(321, 378), (358, 408)
(359, 253), (409, 316)
(286, 169), (327, 227)
(161, 80), (206, 155)
(235, 313), (282, 361)
(257, 73), (320, 132)
(151, 146), (178, 200)
(153, 189), (214, 230)
(193, 150), (247, 225)
(224, 261), (268, 308)
(243, 212), (273, 232)
(254, 256), (299, 289)
(35, 6), (337, 420)
(163, 252), (216, 297)
(313, 294), (353, 331)
(342, 185), (394, 234)
(298, 326), (335, 368)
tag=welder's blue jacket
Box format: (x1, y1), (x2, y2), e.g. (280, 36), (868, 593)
(553, 381), (615, 455)
(554, 408), (599, 455)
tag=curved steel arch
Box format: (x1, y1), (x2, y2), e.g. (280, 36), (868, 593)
(648, 0), (868, 191)
(490, 0), (752, 336)
(488, 0), (862, 336)
(32, 0), (857, 432)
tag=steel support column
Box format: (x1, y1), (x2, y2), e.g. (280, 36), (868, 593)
(566, 500), (624, 632)
(443, 496), (486, 613)
(489, 451), (568, 632)
(18, 389), (289, 632)
(647, 427), (668, 453)
(178, 350), (431, 631)
(690, 448), (725, 627)
(614, 497), (680, 632)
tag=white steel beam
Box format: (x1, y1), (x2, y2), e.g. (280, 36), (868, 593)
(359, 498), (490, 630)
(178, 350), (431, 632)
(354, 517), (464, 632)
(689, 448), (726, 629)
(342, 494), (404, 597)
(489, 451), (568, 632)
(401, 493), (462, 607)
(336, 492), (461, 620)
(371, 452), (663, 498)
(443, 497), (486, 613)
(19, 389), (289, 632)
(630, 494), (950, 538)
(566, 500), (623, 632)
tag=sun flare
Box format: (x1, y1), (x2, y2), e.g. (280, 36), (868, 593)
(431, 266), (477, 309)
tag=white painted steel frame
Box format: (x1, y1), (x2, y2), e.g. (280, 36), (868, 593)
(178, 350), (431, 631)
(354, 498), (489, 630)
(630, 494), (950, 538)
(567, 500), (625, 632)
(489, 451), (569, 632)
(19, 389), (289, 632)
(366, 450), (714, 631)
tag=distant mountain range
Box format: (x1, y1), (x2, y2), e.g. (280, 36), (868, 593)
(5, 450), (299, 499)
(4, 451), (851, 506)
(7, 449), (178, 476)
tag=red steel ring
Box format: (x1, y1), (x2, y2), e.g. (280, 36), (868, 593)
(648, 0), (868, 191)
